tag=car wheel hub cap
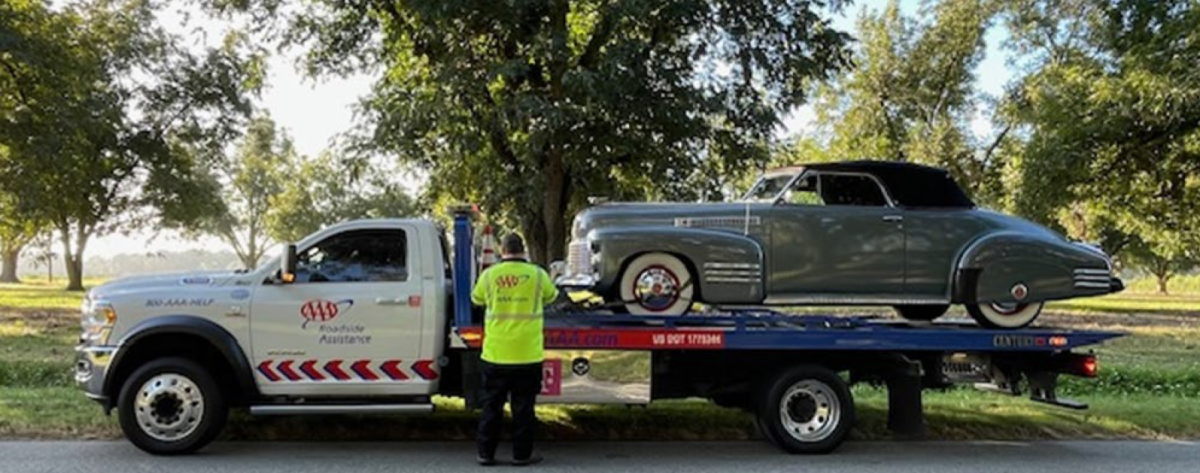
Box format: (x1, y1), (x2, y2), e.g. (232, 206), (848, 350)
(990, 302), (1027, 316)
(780, 380), (840, 443)
(135, 374), (204, 442)
(633, 265), (680, 311)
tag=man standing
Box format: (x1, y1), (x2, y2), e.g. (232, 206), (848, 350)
(471, 233), (558, 466)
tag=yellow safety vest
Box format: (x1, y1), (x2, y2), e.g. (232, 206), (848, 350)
(471, 260), (559, 364)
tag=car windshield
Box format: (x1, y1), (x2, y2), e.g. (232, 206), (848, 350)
(742, 173), (799, 201)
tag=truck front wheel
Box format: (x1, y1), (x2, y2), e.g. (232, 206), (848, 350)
(117, 357), (227, 455)
(755, 365), (854, 454)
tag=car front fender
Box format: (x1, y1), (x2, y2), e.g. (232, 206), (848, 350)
(954, 232), (1113, 303)
(591, 226), (765, 304)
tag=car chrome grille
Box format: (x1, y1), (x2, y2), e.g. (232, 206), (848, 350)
(565, 240), (592, 278)
(703, 262), (762, 284)
(1073, 268), (1112, 289)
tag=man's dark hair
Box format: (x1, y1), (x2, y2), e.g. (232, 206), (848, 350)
(501, 233), (525, 255)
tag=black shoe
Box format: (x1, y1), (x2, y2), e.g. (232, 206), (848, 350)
(477, 455), (497, 466)
(511, 454), (544, 467)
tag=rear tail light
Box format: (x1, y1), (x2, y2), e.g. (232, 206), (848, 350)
(1058, 353), (1098, 378)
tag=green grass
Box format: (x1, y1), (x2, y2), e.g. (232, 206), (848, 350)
(1, 279), (1198, 441)
(0, 279), (106, 310)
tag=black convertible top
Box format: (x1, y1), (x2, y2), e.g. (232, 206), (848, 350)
(806, 160), (976, 208)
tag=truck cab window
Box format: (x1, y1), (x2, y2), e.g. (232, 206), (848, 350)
(294, 229), (408, 283)
(818, 174), (889, 207)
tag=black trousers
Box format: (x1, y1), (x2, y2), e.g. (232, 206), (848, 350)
(477, 361), (542, 460)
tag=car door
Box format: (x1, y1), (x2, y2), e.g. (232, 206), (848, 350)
(249, 225), (429, 396)
(767, 171), (906, 299)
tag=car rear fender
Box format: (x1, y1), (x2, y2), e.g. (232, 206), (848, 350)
(592, 226), (765, 304)
(954, 232), (1107, 303)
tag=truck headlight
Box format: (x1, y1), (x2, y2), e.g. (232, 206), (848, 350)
(81, 298), (116, 343)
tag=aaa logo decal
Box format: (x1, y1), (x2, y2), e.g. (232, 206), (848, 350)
(300, 299), (354, 329)
(495, 274), (530, 288)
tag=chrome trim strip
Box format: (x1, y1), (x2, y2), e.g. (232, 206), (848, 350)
(703, 262), (762, 269)
(1074, 282), (1112, 289)
(705, 270), (762, 277)
(675, 216), (762, 228)
(707, 277), (763, 284)
(1074, 275), (1111, 282)
(1074, 268), (1111, 275)
(250, 404), (435, 416)
(763, 295), (950, 305)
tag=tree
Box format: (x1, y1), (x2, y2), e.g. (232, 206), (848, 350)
(166, 115), (295, 269)
(266, 154), (421, 243)
(813, 0), (1001, 202)
(999, 0), (1200, 264)
(0, 0), (263, 290)
(0, 183), (43, 283)
(212, 0), (852, 263)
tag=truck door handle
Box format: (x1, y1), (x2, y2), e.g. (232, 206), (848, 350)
(375, 297), (408, 306)
(882, 215), (904, 223)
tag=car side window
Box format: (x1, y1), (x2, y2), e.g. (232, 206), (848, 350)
(783, 174), (826, 206)
(818, 173), (889, 207)
(293, 229), (409, 283)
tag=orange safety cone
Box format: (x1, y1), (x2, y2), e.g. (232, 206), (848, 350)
(478, 224), (498, 271)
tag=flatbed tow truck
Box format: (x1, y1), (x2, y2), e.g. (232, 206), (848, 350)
(75, 209), (1124, 455)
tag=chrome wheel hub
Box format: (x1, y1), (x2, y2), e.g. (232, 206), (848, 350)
(633, 265), (680, 311)
(989, 302), (1027, 315)
(134, 374), (204, 442)
(780, 380), (840, 442)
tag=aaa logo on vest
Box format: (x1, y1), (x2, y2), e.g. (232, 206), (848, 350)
(300, 299), (354, 329)
(495, 274), (530, 288)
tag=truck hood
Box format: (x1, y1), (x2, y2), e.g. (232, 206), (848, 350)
(91, 270), (246, 298)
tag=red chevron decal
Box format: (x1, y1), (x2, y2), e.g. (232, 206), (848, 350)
(300, 360), (325, 381)
(325, 360), (350, 380)
(257, 360), (280, 382)
(277, 360), (302, 381)
(412, 359), (438, 380)
(380, 360), (408, 380)
(351, 360), (378, 380)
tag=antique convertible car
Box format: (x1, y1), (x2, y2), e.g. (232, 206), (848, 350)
(556, 161), (1124, 328)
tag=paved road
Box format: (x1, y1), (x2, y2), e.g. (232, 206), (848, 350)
(1, 440), (1196, 472)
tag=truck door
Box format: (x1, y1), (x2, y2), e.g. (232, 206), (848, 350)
(249, 225), (431, 396)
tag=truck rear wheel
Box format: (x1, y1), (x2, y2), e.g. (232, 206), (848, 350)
(117, 357), (227, 455)
(755, 365), (854, 454)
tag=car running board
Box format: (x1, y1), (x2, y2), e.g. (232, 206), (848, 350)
(249, 403), (435, 416)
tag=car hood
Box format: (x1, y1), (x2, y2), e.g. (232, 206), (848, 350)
(573, 202), (770, 237)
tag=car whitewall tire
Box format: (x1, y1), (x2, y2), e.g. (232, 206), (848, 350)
(618, 253), (695, 316)
(967, 301), (1044, 329)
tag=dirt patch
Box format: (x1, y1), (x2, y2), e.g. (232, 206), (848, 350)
(0, 307), (78, 332)
(1039, 310), (1200, 330)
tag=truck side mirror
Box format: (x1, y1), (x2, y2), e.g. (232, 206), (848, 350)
(280, 244), (298, 284)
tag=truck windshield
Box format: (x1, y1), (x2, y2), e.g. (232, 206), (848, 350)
(742, 174), (798, 202)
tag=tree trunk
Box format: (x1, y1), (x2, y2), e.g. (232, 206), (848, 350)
(58, 225), (88, 291)
(1156, 273), (1171, 295)
(65, 255), (84, 291)
(0, 244), (20, 283)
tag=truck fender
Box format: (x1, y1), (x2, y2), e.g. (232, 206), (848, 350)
(953, 232), (1096, 303)
(104, 315), (258, 404)
(592, 226), (764, 304)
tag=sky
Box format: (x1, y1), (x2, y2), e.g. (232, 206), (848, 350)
(86, 0), (1015, 259)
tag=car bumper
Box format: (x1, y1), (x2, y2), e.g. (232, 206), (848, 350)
(75, 344), (116, 412)
(1109, 276), (1125, 293)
